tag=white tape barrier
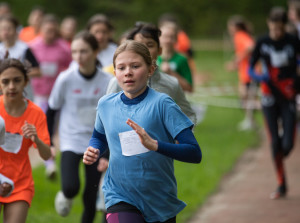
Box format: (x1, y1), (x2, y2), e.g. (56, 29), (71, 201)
(193, 85), (237, 97)
(187, 85), (261, 110)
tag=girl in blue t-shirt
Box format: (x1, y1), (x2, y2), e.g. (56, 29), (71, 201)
(83, 40), (202, 223)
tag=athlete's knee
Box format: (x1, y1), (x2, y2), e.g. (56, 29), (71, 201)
(62, 183), (79, 198)
(282, 140), (294, 157)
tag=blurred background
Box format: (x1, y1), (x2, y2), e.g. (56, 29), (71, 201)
(3, 0), (297, 223)
(10, 0), (285, 38)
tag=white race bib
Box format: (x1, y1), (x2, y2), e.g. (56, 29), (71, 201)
(40, 62), (58, 77)
(270, 51), (288, 67)
(119, 130), (149, 156)
(1, 132), (23, 154)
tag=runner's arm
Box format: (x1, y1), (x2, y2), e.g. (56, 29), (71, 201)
(156, 127), (202, 163)
(89, 128), (109, 156)
(46, 106), (58, 146)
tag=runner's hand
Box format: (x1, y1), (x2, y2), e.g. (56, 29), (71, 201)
(0, 183), (12, 197)
(97, 158), (109, 172)
(161, 62), (171, 73)
(83, 147), (99, 165)
(126, 119), (158, 151)
(21, 121), (37, 142)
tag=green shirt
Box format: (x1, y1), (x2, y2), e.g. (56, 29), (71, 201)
(157, 52), (193, 85)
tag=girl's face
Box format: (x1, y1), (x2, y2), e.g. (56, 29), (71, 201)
(41, 22), (58, 44)
(159, 26), (177, 51)
(89, 23), (110, 49)
(134, 33), (161, 61)
(288, 7), (298, 23)
(227, 22), (236, 36)
(267, 21), (285, 41)
(0, 20), (16, 42)
(71, 39), (97, 69)
(28, 10), (43, 27)
(115, 50), (154, 99)
(0, 68), (27, 100)
(60, 19), (77, 41)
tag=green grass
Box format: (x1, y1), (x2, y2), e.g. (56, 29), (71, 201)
(193, 48), (242, 87)
(27, 49), (262, 223)
(28, 160), (104, 222)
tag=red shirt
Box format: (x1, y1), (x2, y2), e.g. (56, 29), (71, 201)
(19, 26), (39, 43)
(234, 31), (254, 84)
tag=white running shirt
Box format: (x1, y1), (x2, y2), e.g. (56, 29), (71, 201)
(48, 67), (112, 154)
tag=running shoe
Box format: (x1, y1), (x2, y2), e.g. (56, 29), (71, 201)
(270, 185), (287, 199)
(55, 191), (73, 217)
(238, 119), (254, 131)
(45, 161), (56, 180)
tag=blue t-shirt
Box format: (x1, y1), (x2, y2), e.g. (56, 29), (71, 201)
(95, 88), (193, 222)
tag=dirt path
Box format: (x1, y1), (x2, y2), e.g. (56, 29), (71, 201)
(187, 131), (300, 223)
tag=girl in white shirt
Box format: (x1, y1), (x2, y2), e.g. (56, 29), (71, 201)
(47, 31), (112, 223)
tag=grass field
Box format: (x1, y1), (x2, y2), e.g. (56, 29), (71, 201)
(27, 49), (263, 223)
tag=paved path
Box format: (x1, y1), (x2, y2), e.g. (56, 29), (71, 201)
(188, 131), (300, 223)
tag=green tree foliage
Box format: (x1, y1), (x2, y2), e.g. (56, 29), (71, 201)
(9, 0), (286, 38)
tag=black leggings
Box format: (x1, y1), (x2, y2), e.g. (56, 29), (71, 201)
(262, 99), (296, 187)
(61, 151), (102, 223)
